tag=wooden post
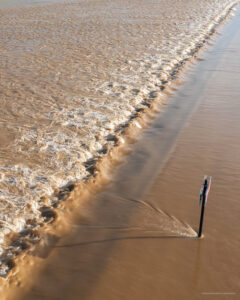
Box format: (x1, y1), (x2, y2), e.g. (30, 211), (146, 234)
(198, 176), (212, 238)
(198, 177), (208, 238)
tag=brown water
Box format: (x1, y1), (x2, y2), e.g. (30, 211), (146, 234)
(3, 4), (240, 300)
(0, 0), (61, 7)
(0, 0), (237, 264)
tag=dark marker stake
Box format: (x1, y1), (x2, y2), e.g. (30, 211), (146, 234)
(198, 176), (212, 238)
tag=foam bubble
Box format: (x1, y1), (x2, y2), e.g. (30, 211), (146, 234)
(0, 0), (237, 260)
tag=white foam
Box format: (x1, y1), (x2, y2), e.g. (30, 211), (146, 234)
(0, 0), (237, 253)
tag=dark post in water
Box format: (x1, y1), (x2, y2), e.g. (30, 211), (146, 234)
(198, 176), (212, 238)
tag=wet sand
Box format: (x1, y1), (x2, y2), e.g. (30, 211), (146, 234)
(3, 5), (240, 300)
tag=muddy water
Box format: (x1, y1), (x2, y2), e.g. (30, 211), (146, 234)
(7, 5), (240, 300)
(0, 0), (60, 7)
(0, 0), (237, 261)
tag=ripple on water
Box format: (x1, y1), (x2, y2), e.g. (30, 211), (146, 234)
(0, 0), (237, 275)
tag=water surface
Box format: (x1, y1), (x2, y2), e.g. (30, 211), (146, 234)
(6, 5), (240, 300)
(0, 0), (236, 260)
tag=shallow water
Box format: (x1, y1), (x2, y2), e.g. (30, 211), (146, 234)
(3, 5), (240, 299)
(0, 0), (238, 261)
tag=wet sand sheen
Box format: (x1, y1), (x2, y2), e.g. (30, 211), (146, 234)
(4, 6), (240, 300)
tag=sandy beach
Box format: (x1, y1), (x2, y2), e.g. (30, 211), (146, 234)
(0, 0), (240, 298)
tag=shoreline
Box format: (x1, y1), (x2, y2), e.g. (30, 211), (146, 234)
(0, 0), (239, 288)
